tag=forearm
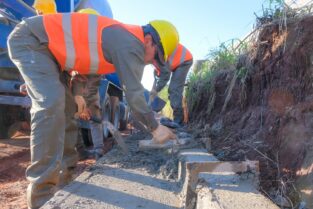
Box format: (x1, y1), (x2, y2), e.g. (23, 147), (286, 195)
(71, 74), (88, 96)
(112, 48), (159, 131)
(122, 75), (159, 131)
(155, 65), (171, 92)
(100, 26), (159, 131)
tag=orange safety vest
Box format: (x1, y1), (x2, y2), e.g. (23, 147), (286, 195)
(43, 13), (144, 74)
(155, 44), (192, 76)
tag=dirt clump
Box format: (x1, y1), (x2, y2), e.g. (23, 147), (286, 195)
(0, 137), (95, 209)
(188, 15), (313, 207)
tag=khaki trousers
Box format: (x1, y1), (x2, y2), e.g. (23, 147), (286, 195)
(85, 75), (104, 153)
(168, 61), (192, 124)
(7, 21), (78, 209)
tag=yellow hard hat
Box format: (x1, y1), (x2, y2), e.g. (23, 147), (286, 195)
(78, 8), (100, 15)
(149, 20), (179, 61)
(33, 0), (57, 14)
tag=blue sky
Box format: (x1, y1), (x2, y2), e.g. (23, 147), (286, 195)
(109, 0), (269, 60)
(108, 0), (271, 89)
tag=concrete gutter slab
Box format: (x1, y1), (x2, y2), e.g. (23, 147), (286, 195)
(42, 164), (181, 209)
(196, 172), (280, 209)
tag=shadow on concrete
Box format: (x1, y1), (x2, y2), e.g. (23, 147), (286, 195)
(91, 165), (180, 192)
(62, 180), (181, 209)
(199, 173), (259, 194)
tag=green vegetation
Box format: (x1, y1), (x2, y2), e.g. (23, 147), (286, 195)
(185, 0), (313, 119)
(158, 86), (173, 119)
(207, 39), (245, 71)
(185, 0), (292, 118)
(185, 38), (249, 116)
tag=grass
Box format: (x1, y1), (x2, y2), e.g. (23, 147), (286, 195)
(185, 38), (250, 117)
(185, 0), (313, 120)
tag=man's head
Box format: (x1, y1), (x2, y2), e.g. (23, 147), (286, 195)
(143, 20), (179, 66)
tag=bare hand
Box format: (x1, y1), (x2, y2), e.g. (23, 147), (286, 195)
(74, 95), (88, 119)
(79, 108), (91, 120)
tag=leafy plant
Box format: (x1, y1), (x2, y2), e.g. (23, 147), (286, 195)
(268, 0), (284, 9)
(185, 38), (250, 118)
(237, 66), (248, 83)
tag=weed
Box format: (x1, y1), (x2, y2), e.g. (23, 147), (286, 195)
(186, 38), (250, 117)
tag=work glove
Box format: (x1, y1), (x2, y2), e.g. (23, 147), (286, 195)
(74, 95), (91, 120)
(151, 124), (177, 144)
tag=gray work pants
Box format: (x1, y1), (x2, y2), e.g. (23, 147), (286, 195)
(168, 61), (192, 124)
(85, 75), (104, 154)
(7, 21), (78, 209)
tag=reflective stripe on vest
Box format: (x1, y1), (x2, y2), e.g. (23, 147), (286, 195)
(168, 44), (192, 71)
(155, 68), (161, 77)
(43, 13), (144, 74)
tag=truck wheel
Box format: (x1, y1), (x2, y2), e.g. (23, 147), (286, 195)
(80, 128), (93, 147)
(110, 96), (120, 130)
(0, 105), (9, 138)
(101, 93), (111, 138)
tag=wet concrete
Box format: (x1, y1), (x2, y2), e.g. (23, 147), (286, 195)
(42, 165), (181, 209)
(42, 132), (280, 209)
(43, 131), (183, 209)
(196, 172), (280, 209)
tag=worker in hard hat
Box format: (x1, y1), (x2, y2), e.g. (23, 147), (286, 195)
(7, 10), (179, 209)
(33, 0), (57, 14)
(33, 0), (94, 160)
(33, 0), (114, 159)
(151, 44), (193, 127)
(73, 8), (113, 161)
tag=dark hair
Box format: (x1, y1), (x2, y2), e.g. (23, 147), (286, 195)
(143, 24), (165, 66)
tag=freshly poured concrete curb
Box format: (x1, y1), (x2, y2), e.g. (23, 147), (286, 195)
(196, 172), (280, 209)
(178, 149), (279, 209)
(42, 148), (279, 209)
(42, 164), (181, 209)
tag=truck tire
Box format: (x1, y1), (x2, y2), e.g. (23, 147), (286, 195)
(80, 128), (93, 147)
(110, 96), (120, 130)
(0, 105), (9, 138)
(0, 105), (29, 139)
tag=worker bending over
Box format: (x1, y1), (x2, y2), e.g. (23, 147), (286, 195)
(151, 44), (193, 127)
(73, 8), (113, 160)
(7, 12), (178, 208)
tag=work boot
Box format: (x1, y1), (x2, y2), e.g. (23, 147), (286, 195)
(77, 149), (94, 161)
(58, 167), (75, 188)
(94, 148), (104, 161)
(27, 183), (57, 209)
(160, 117), (181, 129)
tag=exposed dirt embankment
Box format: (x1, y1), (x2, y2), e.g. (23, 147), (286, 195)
(189, 16), (313, 207)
